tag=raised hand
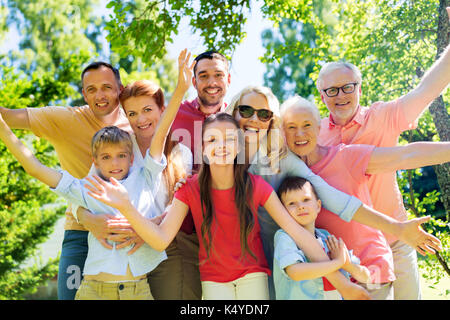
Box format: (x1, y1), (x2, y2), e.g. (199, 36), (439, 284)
(177, 48), (195, 93)
(84, 175), (131, 211)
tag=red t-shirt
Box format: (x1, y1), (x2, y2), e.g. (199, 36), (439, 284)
(171, 99), (228, 233)
(174, 173), (273, 282)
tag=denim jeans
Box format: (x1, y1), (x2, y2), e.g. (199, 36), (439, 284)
(57, 230), (88, 300)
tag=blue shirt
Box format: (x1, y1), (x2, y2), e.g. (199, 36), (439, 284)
(52, 151), (167, 277)
(274, 228), (360, 300)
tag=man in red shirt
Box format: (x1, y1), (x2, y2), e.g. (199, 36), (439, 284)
(171, 50), (231, 167)
(169, 50), (231, 299)
(316, 45), (450, 299)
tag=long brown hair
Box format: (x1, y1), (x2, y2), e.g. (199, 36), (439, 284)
(119, 80), (186, 202)
(198, 112), (257, 262)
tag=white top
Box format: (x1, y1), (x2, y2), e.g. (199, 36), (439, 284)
(53, 151), (168, 277)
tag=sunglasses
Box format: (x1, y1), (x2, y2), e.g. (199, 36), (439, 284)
(237, 105), (273, 122)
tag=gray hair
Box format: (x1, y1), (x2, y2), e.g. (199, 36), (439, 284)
(316, 61), (362, 90)
(225, 85), (280, 117)
(280, 95), (321, 125)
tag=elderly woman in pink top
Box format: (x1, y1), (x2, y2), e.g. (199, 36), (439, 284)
(280, 95), (448, 300)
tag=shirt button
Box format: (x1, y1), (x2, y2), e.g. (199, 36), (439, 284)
(118, 284), (124, 290)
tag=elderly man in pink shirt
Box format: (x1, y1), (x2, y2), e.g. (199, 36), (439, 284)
(281, 95), (447, 299)
(316, 44), (450, 299)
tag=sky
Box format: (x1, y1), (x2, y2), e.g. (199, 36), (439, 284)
(2, 1), (274, 104)
(165, 2), (273, 102)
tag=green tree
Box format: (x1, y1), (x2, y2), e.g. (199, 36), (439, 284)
(0, 0), (102, 299)
(105, 0), (449, 288)
(0, 65), (70, 299)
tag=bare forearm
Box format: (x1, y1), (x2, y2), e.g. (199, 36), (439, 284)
(345, 263), (371, 284)
(286, 260), (343, 281)
(367, 142), (450, 175)
(352, 204), (401, 235)
(401, 45), (450, 121)
(117, 201), (170, 251)
(0, 120), (61, 187)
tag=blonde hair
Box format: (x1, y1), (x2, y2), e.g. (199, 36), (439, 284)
(316, 61), (362, 90)
(91, 126), (133, 158)
(226, 85), (287, 173)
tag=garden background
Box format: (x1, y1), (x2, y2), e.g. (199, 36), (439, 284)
(0, 0), (448, 299)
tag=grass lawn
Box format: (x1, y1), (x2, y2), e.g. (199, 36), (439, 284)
(420, 270), (450, 300)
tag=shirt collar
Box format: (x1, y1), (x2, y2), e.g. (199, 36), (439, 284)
(194, 97), (228, 117)
(327, 105), (364, 129)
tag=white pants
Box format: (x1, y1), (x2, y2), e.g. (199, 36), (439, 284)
(201, 272), (269, 300)
(391, 240), (421, 300)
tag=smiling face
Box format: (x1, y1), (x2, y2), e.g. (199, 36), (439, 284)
(121, 95), (163, 141)
(319, 66), (361, 126)
(282, 105), (321, 158)
(202, 120), (240, 166)
(193, 58), (231, 115)
(82, 66), (122, 119)
(280, 182), (322, 229)
(93, 142), (134, 180)
(234, 92), (273, 146)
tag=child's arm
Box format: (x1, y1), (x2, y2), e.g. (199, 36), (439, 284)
(285, 258), (345, 281)
(149, 49), (194, 162)
(0, 113), (61, 188)
(326, 235), (371, 284)
(84, 175), (188, 252)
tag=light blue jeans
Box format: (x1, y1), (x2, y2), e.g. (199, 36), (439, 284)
(57, 230), (88, 300)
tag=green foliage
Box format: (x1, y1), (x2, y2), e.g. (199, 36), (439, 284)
(0, 65), (68, 299)
(105, 0), (251, 63)
(259, 0), (450, 281)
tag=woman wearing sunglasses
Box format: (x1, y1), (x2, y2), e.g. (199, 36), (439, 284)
(225, 85), (440, 300)
(226, 85), (368, 299)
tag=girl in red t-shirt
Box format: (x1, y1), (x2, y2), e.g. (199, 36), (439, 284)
(85, 112), (336, 300)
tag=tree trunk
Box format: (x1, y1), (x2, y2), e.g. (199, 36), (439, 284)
(430, 1), (450, 222)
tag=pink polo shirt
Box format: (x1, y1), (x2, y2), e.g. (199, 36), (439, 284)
(312, 144), (395, 284)
(318, 100), (418, 244)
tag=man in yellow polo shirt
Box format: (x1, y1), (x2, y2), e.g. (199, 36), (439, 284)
(0, 62), (130, 299)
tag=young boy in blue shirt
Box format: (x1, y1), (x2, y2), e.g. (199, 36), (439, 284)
(274, 176), (371, 300)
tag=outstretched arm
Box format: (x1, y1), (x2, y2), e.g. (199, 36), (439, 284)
(0, 113), (61, 188)
(366, 142), (450, 175)
(149, 49), (195, 162)
(352, 205), (441, 255)
(399, 44), (450, 124)
(84, 175), (187, 252)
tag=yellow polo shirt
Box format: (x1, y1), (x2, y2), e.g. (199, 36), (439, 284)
(27, 105), (131, 230)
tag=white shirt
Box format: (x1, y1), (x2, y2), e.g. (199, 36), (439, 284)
(53, 151), (168, 277)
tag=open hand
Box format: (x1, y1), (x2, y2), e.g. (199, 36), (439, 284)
(84, 175), (130, 210)
(177, 49), (195, 93)
(398, 216), (442, 256)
